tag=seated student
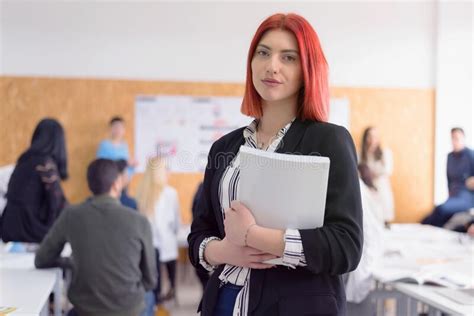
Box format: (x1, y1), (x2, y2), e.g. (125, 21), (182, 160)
(344, 163), (384, 316)
(35, 159), (156, 316)
(116, 159), (138, 210)
(422, 127), (474, 227)
(0, 118), (68, 243)
(444, 210), (474, 234)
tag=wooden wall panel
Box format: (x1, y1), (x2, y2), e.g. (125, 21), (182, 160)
(332, 87), (435, 223)
(0, 77), (434, 223)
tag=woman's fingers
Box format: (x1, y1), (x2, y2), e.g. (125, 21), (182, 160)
(248, 262), (275, 269)
(253, 254), (279, 262)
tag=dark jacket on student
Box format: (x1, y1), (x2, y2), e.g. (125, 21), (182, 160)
(0, 154), (67, 243)
(35, 195), (157, 316)
(447, 147), (474, 197)
(120, 187), (138, 210)
(188, 119), (363, 316)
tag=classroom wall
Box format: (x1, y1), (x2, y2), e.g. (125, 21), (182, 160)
(1, 1), (435, 88)
(0, 77), (434, 223)
(2, 1), (470, 221)
(434, 1), (474, 204)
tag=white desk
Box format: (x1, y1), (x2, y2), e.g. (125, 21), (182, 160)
(0, 252), (62, 316)
(0, 268), (60, 316)
(394, 283), (474, 316)
(371, 224), (474, 316)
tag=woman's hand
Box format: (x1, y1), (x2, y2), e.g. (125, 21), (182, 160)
(224, 201), (256, 246)
(205, 238), (276, 269)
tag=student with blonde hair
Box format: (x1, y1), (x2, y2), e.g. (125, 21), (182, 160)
(137, 157), (180, 303)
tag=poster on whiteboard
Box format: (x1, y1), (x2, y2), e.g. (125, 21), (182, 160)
(135, 95), (251, 173)
(135, 95), (349, 173)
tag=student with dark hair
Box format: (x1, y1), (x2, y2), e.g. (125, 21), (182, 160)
(35, 158), (157, 316)
(96, 116), (137, 171)
(116, 159), (138, 210)
(0, 118), (68, 243)
(422, 127), (474, 227)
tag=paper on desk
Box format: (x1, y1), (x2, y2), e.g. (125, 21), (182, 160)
(0, 307), (17, 314)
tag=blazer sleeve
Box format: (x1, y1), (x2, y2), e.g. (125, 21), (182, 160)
(188, 142), (222, 270)
(299, 126), (363, 275)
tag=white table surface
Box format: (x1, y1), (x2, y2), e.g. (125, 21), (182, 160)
(0, 268), (58, 316)
(394, 283), (474, 316)
(371, 224), (474, 316)
(0, 249), (62, 316)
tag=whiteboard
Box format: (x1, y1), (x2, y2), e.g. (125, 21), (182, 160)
(135, 95), (350, 173)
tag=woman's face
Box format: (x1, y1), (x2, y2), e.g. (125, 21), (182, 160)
(251, 29), (303, 105)
(366, 129), (379, 149)
(451, 130), (465, 152)
(110, 122), (125, 140)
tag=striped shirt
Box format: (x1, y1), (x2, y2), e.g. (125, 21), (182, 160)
(198, 119), (307, 315)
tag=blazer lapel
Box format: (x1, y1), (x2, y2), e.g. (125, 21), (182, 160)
(276, 118), (310, 154)
(211, 133), (246, 236)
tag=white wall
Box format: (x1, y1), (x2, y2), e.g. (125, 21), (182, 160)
(434, 0), (474, 204)
(1, 1), (435, 88)
(1, 0), (473, 204)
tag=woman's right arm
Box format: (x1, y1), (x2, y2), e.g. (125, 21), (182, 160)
(188, 142), (276, 271)
(187, 142), (222, 269)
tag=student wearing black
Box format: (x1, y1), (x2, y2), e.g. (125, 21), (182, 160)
(188, 13), (362, 316)
(0, 118), (68, 243)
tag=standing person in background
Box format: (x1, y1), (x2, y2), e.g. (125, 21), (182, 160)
(97, 116), (137, 171)
(116, 159), (138, 210)
(344, 163), (385, 315)
(422, 127), (474, 227)
(0, 118), (68, 243)
(360, 126), (395, 223)
(136, 157), (181, 304)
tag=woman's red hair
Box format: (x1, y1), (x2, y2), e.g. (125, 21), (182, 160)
(241, 13), (329, 122)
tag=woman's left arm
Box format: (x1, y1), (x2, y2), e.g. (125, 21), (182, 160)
(225, 126), (363, 274)
(298, 126), (363, 275)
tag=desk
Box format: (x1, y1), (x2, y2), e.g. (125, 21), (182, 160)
(0, 268), (60, 316)
(371, 224), (474, 316)
(0, 252), (62, 316)
(394, 283), (474, 316)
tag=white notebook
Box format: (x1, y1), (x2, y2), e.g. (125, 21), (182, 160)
(239, 146), (330, 230)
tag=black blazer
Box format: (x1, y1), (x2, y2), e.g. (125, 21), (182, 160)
(188, 119), (363, 316)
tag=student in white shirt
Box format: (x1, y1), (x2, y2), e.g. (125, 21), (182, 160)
(136, 157), (181, 303)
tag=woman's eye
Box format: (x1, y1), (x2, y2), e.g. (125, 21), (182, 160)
(283, 55), (297, 62)
(256, 50), (269, 57)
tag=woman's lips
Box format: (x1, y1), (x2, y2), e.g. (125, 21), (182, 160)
(261, 79), (282, 87)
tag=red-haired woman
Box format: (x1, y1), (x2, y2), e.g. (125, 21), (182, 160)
(188, 13), (363, 316)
